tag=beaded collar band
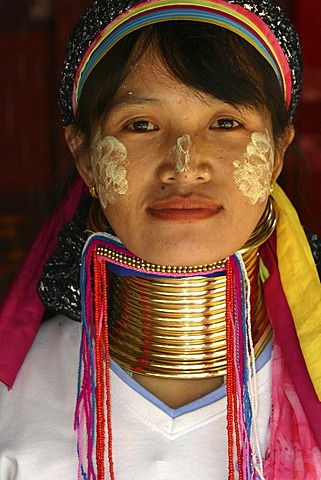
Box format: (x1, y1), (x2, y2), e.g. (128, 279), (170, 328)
(59, 0), (302, 126)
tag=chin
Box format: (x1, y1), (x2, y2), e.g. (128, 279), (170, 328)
(137, 243), (238, 266)
(122, 228), (250, 266)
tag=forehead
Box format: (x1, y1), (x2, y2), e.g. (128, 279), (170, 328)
(110, 49), (268, 123)
(111, 49), (221, 107)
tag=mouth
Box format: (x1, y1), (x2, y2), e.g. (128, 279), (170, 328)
(147, 197), (223, 222)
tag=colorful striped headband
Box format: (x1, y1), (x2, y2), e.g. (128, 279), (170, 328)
(59, 0), (302, 126)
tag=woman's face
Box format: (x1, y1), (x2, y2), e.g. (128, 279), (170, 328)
(74, 51), (291, 265)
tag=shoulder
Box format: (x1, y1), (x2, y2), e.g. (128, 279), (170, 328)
(0, 315), (81, 398)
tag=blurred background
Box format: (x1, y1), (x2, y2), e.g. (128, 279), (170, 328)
(0, 0), (321, 301)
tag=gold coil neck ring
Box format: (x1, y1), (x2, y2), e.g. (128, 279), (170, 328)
(102, 199), (276, 378)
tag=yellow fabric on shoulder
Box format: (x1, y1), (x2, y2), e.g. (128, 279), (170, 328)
(272, 184), (321, 401)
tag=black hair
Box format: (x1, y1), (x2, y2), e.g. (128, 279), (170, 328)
(74, 21), (291, 156)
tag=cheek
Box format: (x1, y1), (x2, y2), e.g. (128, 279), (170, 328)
(90, 128), (129, 208)
(232, 129), (274, 205)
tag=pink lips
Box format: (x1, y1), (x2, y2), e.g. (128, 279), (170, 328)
(147, 197), (222, 221)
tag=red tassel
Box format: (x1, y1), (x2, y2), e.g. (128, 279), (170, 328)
(226, 258), (235, 479)
(93, 248), (115, 480)
(93, 248), (105, 479)
(226, 258), (243, 480)
(102, 259), (115, 480)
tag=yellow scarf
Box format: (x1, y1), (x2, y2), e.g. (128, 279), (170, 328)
(272, 184), (321, 400)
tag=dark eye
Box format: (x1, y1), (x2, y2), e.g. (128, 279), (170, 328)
(211, 118), (240, 130)
(126, 120), (159, 132)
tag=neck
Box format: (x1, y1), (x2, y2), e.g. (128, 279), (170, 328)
(132, 375), (226, 408)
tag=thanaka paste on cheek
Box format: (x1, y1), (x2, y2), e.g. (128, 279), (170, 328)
(175, 134), (192, 173)
(233, 128), (274, 204)
(90, 127), (128, 207)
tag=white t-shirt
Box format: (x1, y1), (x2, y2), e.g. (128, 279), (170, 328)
(0, 315), (272, 479)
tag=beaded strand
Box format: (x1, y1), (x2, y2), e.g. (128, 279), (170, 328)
(93, 249), (105, 479)
(102, 259), (115, 480)
(226, 257), (237, 479)
(93, 248), (116, 480)
(77, 239), (98, 480)
(226, 255), (258, 479)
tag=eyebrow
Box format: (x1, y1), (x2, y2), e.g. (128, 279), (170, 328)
(108, 92), (257, 116)
(110, 95), (162, 111)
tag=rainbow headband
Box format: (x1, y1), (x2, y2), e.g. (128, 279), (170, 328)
(72, 0), (292, 116)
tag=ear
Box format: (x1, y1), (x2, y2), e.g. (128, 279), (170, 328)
(64, 124), (94, 187)
(272, 124), (295, 182)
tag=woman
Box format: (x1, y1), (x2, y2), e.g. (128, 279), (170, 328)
(1, 0), (321, 479)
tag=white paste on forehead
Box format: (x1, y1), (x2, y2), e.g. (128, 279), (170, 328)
(90, 127), (128, 207)
(233, 129), (274, 205)
(175, 134), (192, 173)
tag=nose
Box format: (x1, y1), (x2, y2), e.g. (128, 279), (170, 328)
(158, 134), (211, 184)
